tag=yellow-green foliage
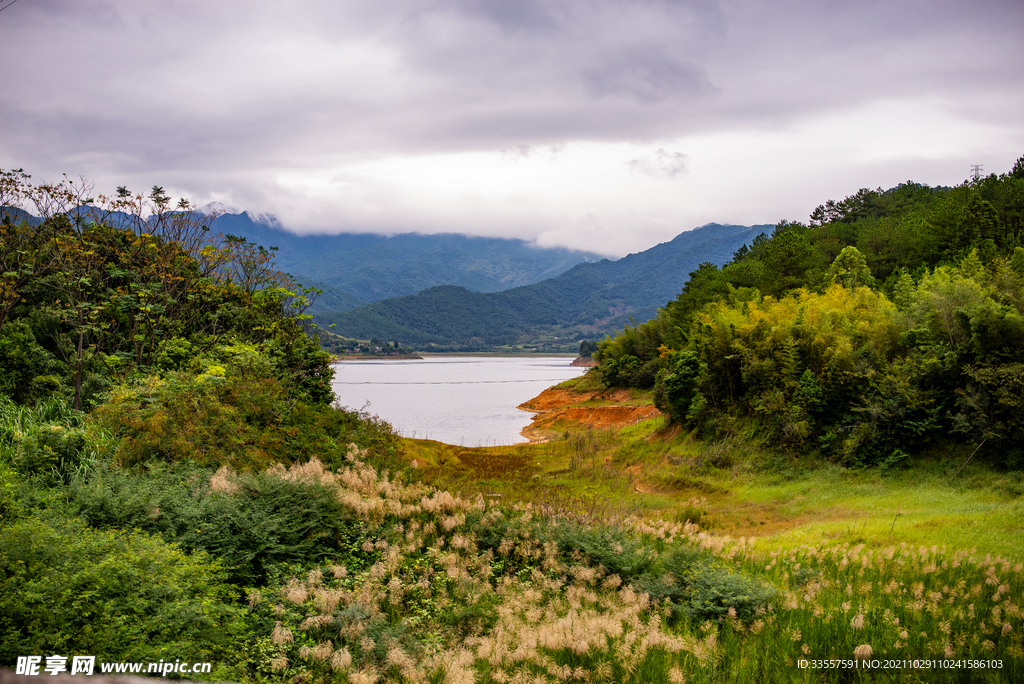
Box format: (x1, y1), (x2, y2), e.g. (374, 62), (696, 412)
(687, 284), (901, 450)
(649, 248), (1024, 465)
(600, 165), (1024, 467)
(698, 284), (900, 393)
(93, 351), (395, 470)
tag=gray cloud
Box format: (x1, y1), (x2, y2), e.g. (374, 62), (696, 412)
(584, 46), (712, 103)
(1, 0), (1022, 254)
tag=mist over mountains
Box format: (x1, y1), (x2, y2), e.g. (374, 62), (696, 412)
(211, 212), (603, 310)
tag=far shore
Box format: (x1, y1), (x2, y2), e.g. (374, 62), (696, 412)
(416, 351), (579, 358)
(331, 353), (423, 361)
(333, 351), (582, 361)
(331, 350), (581, 360)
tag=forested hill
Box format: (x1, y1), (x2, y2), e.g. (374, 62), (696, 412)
(0, 178), (337, 413)
(597, 158), (1024, 468)
(313, 223), (770, 348)
(211, 212), (602, 308)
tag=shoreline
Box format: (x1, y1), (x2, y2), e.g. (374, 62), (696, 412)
(516, 385), (662, 444)
(332, 354), (423, 361)
(416, 351), (579, 358)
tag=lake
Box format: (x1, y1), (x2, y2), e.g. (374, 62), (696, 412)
(330, 356), (587, 446)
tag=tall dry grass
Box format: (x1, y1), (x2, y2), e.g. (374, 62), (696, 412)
(230, 446), (1020, 683)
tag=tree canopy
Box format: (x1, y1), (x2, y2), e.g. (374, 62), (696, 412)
(0, 170), (331, 411)
(598, 159), (1024, 467)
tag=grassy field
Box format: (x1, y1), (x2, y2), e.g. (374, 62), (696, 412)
(385, 380), (1023, 682)
(398, 412), (1023, 560)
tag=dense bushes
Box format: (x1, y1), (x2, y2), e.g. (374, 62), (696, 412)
(92, 343), (395, 471)
(0, 394), (95, 486)
(0, 175), (335, 412)
(0, 321), (63, 405)
(0, 175), (403, 678)
(0, 514), (241, 664)
(68, 462), (376, 587)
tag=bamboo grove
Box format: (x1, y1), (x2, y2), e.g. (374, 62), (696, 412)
(596, 157), (1024, 468)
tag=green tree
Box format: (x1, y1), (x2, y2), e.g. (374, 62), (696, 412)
(827, 245), (875, 289)
(654, 350), (702, 422)
(759, 225), (819, 297)
(1011, 155), (1024, 180)
(579, 339), (599, 357)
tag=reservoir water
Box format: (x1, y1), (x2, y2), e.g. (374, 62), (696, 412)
(330, 356), (587, 446)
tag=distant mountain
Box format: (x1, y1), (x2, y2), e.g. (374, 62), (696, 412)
(0, 206), (41, 226)
(314, 223), (772, 349)
(301, 280), (366, 314)
(211, 212), (602, 305)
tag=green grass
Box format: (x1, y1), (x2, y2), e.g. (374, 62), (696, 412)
(721, 464), (1024, 558)
(381, 404), (1024, 682)
(398, 415), (1023, 561)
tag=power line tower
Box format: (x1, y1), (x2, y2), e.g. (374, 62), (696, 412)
(971, 164), (983, 181)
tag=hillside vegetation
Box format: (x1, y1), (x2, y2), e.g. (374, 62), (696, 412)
(315, 224), (769, 350)
(596, 160), (1024, 469)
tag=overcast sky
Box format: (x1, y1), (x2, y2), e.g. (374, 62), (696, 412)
(2, 0), (1022, 256)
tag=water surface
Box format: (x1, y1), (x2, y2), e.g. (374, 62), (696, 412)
(330, 356), (586, 446)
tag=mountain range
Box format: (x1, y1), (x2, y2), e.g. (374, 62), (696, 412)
(311, 223), (771, 350)
(212, 212), (602, 311)
(3, 204), (769, 349)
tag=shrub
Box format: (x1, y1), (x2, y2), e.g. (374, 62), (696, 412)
(553, 522), (658, 582)
(68, 462), (375, 587)
(632, 544), (777, 623)
(14, 424), (89, 481)
(94, 368), (395, 471)
(675, 560), (777, 622)
(0, 514), (241, 665)
(0, 321), (63, 405)
(0, 394), (94, 484)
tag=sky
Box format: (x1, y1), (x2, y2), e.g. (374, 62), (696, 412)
(1, 0), (1022, 257)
